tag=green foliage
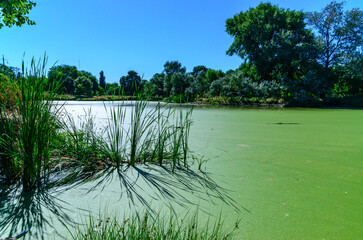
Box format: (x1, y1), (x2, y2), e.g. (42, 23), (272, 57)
(331, 52), (363, 96)
(69, 211), (239, 240)
(48, 65), (78, 94)
(74, 75), (93, 97)
(306, 1), (363, 70)
(163, 61), (186, 76)
(149, 73), (166, 97)
(0, 56), (61, 191)
(209, 71), (282, 100)
(106, 83), (121, 95)
(206, 69), (224, 83)
(99, 71), (106, 89)
(191, 65), (208, 78)
(119, 70), (142, 95)
(0, 64), (20, 79)
(0, 0), (36, 28)
(226, 2), (316, 81)
(56, 109), (103, 168)
(78, 70), (98, 95)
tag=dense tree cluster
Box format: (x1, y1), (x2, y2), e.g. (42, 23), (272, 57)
(47, 65), (98, 96)
(1, 1), (362, 105)
(224, 1), (362, 99)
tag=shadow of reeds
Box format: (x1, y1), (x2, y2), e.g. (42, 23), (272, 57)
(56, 164), (244, 214)
(0, 187), (81, 240)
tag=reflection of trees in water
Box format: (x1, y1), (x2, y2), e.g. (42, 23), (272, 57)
(0, 165), (245, 239)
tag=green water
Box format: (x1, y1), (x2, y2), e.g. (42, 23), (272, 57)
(2, 104), (362, 239)
(189, 107), (363, 239)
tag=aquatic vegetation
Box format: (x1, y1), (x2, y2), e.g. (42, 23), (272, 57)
(68, 210), (239, 240)
(0, 56), (62, 191)
(55, 100), (195, 172)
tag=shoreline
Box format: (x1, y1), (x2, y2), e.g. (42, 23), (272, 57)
(54, 94), (363, 109)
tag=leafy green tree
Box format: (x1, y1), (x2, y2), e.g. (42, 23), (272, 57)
(226, 2), (316, 81)
(78, 70), (98, 95)
(163, 61), (186, 76)
(306, 1), (363, 71)
(99, 71), (106, 90)
(206, 69), (224, 83)
(48, 65), (78, 94)
(105, 83), (120, 95)
(74, 75), (93, 96)
(170, 72), (191, 96)
(237, 62), (260, 81)
(332, 52), (363, 95)
(0, 0), (36, 28)
(149, 73), (165, 97)
(163, 61), (187, 94)
(191, 65), (208, 78)
(119, 70), (142, 95)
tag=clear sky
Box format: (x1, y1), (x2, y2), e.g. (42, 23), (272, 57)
(1, 0), (362, 83)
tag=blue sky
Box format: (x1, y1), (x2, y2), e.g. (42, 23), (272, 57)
(1, 0), (362, 83)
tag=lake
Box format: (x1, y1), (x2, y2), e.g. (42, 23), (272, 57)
(1, 101), (362, 239)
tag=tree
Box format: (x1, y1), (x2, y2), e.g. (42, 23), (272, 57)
(306, 1), (363, 71)
(162, 61), (187, 94)
(0, 0), (36, 28)
(226, 3), (316, 81)
(99, 71), (106, 90)
(206, 69), (224, 83)
(163, 61), (186, 76)
(149, 73), (165, 97)
(105, 83), (120, 95)
(119, 70), (142, 95)
(191, 65), (208, 78)
(48, 65), (78, 94)
(74, 75), (93, 96)
(78, 70), (98, 95)
(332, 52), (363, 95)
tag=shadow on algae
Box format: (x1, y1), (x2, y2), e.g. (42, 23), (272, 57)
(0, 164), (244, 239)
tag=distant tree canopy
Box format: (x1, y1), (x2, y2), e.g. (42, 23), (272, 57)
(0, 0), (36, 28)
(48, 65), (98, 95)
(120, 70), (142, 95)
(78, 70), (98, 95)
(74, 75), (93, 96)
(306, 1), (363, 71)
(0, 64), (19, 79)
(163, 61), (186, 76)
(3, 1), (359, 103)
(48, 65), (78, 94)
(99, 71), (106, 90)
(226, 2), (317, 81)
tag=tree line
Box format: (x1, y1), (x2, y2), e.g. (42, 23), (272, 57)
(1, 1), (362, 105)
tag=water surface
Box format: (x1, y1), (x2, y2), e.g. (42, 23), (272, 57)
(2, 102), (362, 239)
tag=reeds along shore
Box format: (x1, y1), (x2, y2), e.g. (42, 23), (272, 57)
(0, 57), (62, 191)
(68, 210), (239, 240)
(0, 57), (195, 193)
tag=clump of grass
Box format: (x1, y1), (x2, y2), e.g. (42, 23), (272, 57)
(68, 211), (239, 240)
(100, 102), (127, 168)
(0, 56), (62, 191)
(57, 109), (103, 167)
(48, 93), (199, 187)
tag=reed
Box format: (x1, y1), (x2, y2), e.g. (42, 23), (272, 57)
(59, 109), (102, 166)
(101, 101), (127, 168)
(68, 210), (239, 240)
(0, 56), (62, 191)
(128, 96), (158, 166)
